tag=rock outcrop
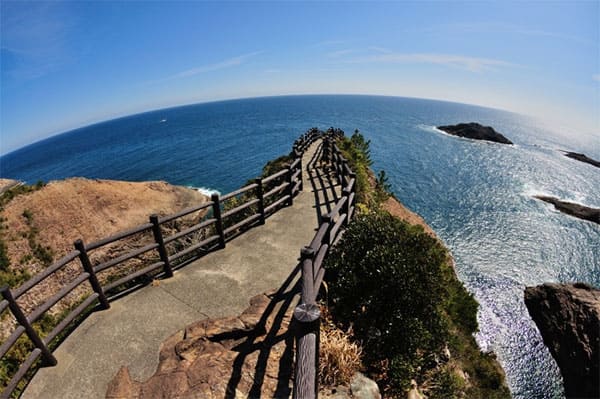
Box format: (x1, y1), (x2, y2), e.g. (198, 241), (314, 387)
(106, 291), (296, 399)
(563, 151), (600, 169)
(534, 195), (600, 225)
(437, 122), (513, 144)
(524, 283), (600, 398)
(320, 372), (382, 399)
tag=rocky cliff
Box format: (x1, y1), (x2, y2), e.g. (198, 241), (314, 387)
(524, 283), (600, 398)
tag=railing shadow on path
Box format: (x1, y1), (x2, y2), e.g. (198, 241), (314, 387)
(306, 141), (340, 225)
(224, 262), (301, 399)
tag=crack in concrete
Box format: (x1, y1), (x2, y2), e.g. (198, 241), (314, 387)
(158, 285), (210, 319)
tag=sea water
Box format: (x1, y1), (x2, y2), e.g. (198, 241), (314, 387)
(2, 95), (599, 398)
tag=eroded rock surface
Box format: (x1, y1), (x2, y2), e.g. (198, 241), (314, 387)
(524, 283), (600, 399)
(106, 291), (296, 399)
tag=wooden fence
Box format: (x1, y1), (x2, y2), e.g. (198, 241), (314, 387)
(0, 129), (319, 398)
(293, 129), (356, 399)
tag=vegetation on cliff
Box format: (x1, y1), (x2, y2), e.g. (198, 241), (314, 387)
(324, 129), (509, 398)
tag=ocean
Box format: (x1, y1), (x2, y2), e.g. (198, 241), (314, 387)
(1, 95), (599, 398)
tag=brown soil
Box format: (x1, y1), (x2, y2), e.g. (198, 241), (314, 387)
(3, 178), (206, 271)
(382, 196), (437, 238)
(0, 178), (208, 319)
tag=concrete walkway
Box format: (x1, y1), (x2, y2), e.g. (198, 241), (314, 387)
(23, 139), (341, 399)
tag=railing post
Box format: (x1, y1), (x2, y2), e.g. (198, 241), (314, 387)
(297, 156), (304, 192)
(287, 167), (294, 206)
(321, 214), (332, 245)
(74, 239), (110, 310)
(342, 187), (351, 226)
(293, 246), (320, 399)
(323, 138), (330, 165)
(255, 178), (266, 225)
(211, 193), (226, 249)
(342, 159), (350, 188)
(1, 286), (57, 366)
(293, 303), (320, 399)
(149, 215), (172, 278)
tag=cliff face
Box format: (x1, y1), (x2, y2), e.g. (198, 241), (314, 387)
(524, 283), (600, 399)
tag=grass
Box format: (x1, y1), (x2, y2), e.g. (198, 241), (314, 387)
(319, 307), (363, 387)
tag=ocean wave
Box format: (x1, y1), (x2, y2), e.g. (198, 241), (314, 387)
(188, 186), (220, 196)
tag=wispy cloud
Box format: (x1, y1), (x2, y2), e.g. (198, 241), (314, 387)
(368, 46), (392, 54)
(341, 51), (515, 72)
(413, 22), (595, 47)
(1, 2), (74, 80)
(164, 51), (262, 80)
(593, 74), (600, 82)
(312, 40), (346, 47)
(327, 49), (356, 58)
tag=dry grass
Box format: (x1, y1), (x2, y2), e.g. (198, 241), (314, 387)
(319, 319), (363, 387)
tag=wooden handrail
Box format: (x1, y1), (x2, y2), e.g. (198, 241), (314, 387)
(0, 130), (315, 398)
(293, 129), (357, 399)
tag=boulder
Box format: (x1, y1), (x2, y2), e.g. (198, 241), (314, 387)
(524, 283), (600, 398)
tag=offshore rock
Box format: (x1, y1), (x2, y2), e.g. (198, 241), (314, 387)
(437, 122), (513, 144)
(563, 151), (600, 168)
(524, 283), (600, 398)
(535, 195), (600, 225)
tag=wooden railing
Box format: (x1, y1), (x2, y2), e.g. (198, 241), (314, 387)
(293, 129), (356, 399)
(0, 129), (320, 398)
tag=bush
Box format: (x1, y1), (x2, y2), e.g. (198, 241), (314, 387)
(325, 210), (450, 390)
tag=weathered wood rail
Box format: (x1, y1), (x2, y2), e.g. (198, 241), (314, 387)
(293, 128), (356, 399)
(0, 129), (319, 398)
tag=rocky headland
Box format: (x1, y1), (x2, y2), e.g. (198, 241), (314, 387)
(524, 283), (600, 399)
(563, 151), (600, 169)
(437, 122), (513, 144)
(534, 195), (600, 225)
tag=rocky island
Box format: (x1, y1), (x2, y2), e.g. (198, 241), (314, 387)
(563, 151), (600, 169)
(437, 122), (513, 144)
(534, 195), (600, 225)
(524, 283), (600, 399)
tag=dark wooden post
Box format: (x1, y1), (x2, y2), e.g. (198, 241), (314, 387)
(1, 286), (57, 366)
(255, 178), (266, 225)
(287, 167), (294, 206)
(293, 302), (321, 399)
(321, 214), (332, 245)
(293, 247), (320, 399)
(342, 188), (351, 226)
(74, 239), (110, 309)
(344, 160), (350, 186)
(211, 193), (226, 248)
(149, 215), (172, 278)
(298, 156), (304, 192)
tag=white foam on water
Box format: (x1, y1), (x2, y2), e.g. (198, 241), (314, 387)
(188, 186), (220, 196)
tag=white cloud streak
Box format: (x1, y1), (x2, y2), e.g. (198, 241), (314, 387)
(167, 51), (263, 80)
(342, 52), (515, 72)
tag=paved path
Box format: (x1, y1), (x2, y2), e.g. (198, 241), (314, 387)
(23, 139), (341, 399)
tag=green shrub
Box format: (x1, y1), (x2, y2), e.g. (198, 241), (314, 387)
(325, 210), (451, 390)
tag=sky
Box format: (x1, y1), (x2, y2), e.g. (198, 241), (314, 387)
(1, 1), (598, 155)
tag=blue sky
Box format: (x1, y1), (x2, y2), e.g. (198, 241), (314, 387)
(1, 1), (598, 154)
